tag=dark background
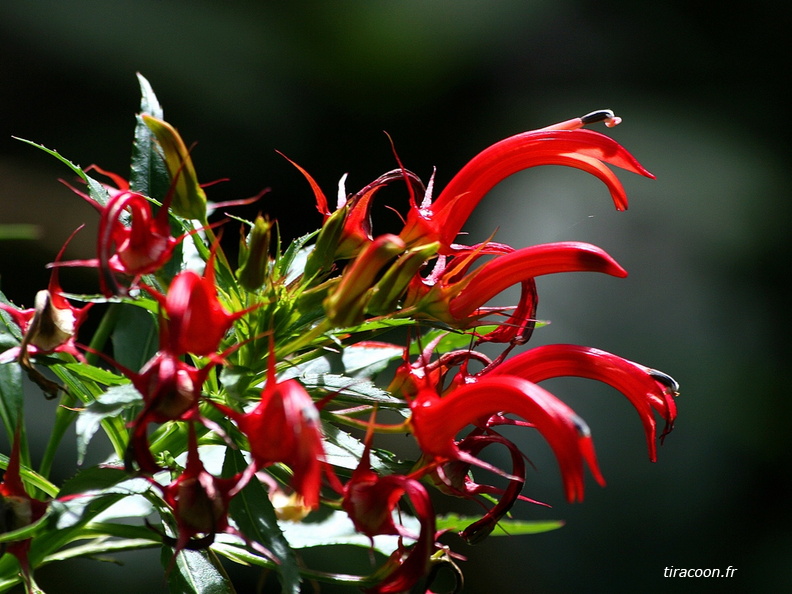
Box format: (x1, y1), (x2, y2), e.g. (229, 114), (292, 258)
(1, 2), (789, 592)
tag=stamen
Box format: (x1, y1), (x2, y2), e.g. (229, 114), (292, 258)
(648, 368), (680, 395)
(580, 109), (622, 128)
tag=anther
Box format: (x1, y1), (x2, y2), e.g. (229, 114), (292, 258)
(580, 109), (622, 128)
(648, 369), (680, 395)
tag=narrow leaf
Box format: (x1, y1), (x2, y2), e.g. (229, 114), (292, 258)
(435, 513), (565, 536)
(222, 447), (301, 594)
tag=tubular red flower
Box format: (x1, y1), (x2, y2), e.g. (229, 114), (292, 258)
(408, 241), (626, 329)
(409, 377), (605, 503)
(125, 351), (210, 473)
(156, 425), (242, 556)
(143, 248), (256, 357)
(431, 430), (541, 545)
(282, 151), (425, 259)
(0, 428), (48, 580)
(343, 443), (436, 594)
(215, 375), (331, 510)
(53, 186), (182, 296)
(400, 121), (654, 249)
(489, 344), (679, 460)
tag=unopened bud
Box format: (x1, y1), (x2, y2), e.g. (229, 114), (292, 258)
(367, 242), (440, 316)
(143, 115), (207, 220)
(323, 234), (405, 327)
(237, 215), (272, 291)
(303, 205), (348, 280)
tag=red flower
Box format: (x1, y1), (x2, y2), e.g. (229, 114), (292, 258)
(154, 425), (243, 556)
(284, 153), (425, 259)
(143, 247), (256, 358)
(489, 344), (679, 460)
(429, 429), (543, 545)
(213, 358), (336, 510)
(0, 429), (49, 581)
(57, 169), (183, 296)
(405, 241), (626, 333)
(400, 110), (654, 250)
(123, 351), (216, 473)
(409, 377), (605, 503)
(343, 442), (436, 593)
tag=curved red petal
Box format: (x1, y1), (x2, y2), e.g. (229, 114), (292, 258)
(410, 377), (603, 503)
(491, 344), (679, 461)
(449, 242), (627, 320)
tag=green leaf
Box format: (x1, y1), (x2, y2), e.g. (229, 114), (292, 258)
(26, 478), (146, 568)
(211, 537), (374, 588)
(435, 513), (565, 536)
(301, 374), (403, 407)
(12, 137), (110, 207)
(0, 452), (58, 497)
(321, 424), (411, 475)
(164, 547), (236, 594)
(279, 509), (411, 554)
(0, 291), (25, 450)
(111, 302), (159, 371)
(61, 362), (129, 386)
(43, 536), (158, 564)
(130, 73), (170, 199)
(222, 447), (301, 594)
(75, 384), (142, 464)
(57, 465), (135, 498)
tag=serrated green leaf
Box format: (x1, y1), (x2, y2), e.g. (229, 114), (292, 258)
(222, 447), (301, 594)
(137, 73), (163, 119)
(130, 74), (170, 200)
(301, 374), (403, 407)
(12, 138), (110, 207)
(435, 513), (565, 536)
(57, 465), (135, 498)
(165, 547), (236, 594)
(321, 424), (412, 475)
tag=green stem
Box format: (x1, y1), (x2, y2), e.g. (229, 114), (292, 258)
(85, 302), (122, 366)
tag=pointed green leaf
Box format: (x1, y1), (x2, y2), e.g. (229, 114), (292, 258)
(222, 447), (301, 594)
(130, 74), (170, 200)
(75, 384), (142, 464)
(435, 513), (565, 536)
(12, 137), (110, 206)
(164, 547), (236, 594)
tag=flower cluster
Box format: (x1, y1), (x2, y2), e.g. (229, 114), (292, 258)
(0, 78), (677, 594)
